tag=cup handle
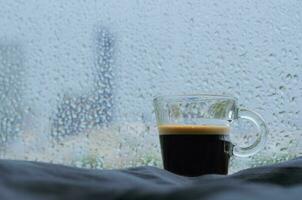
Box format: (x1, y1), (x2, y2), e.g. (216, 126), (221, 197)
(233, 108), (268, 157)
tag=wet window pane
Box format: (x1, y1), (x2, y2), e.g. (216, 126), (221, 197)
(0, 1), (301, 171)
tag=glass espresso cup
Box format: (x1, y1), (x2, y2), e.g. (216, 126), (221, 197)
(153, 94), (268, 176)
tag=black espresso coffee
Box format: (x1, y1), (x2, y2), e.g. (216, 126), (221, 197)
(159, 125), (232, 177)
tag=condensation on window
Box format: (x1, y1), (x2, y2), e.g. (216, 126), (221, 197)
(0, 0), (301, 172)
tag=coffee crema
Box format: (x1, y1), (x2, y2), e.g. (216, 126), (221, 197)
(159, 124), (230, 135)
(159, 124), (232, 176)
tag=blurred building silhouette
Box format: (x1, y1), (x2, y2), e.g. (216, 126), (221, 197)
(0, 44), (24, 143)
(51, 28), (114, 137)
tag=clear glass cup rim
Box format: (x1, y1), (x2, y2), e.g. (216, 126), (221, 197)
(153, 93), (237, 103)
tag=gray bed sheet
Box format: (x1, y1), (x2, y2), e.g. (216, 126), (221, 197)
(0, 158), (301, 200)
